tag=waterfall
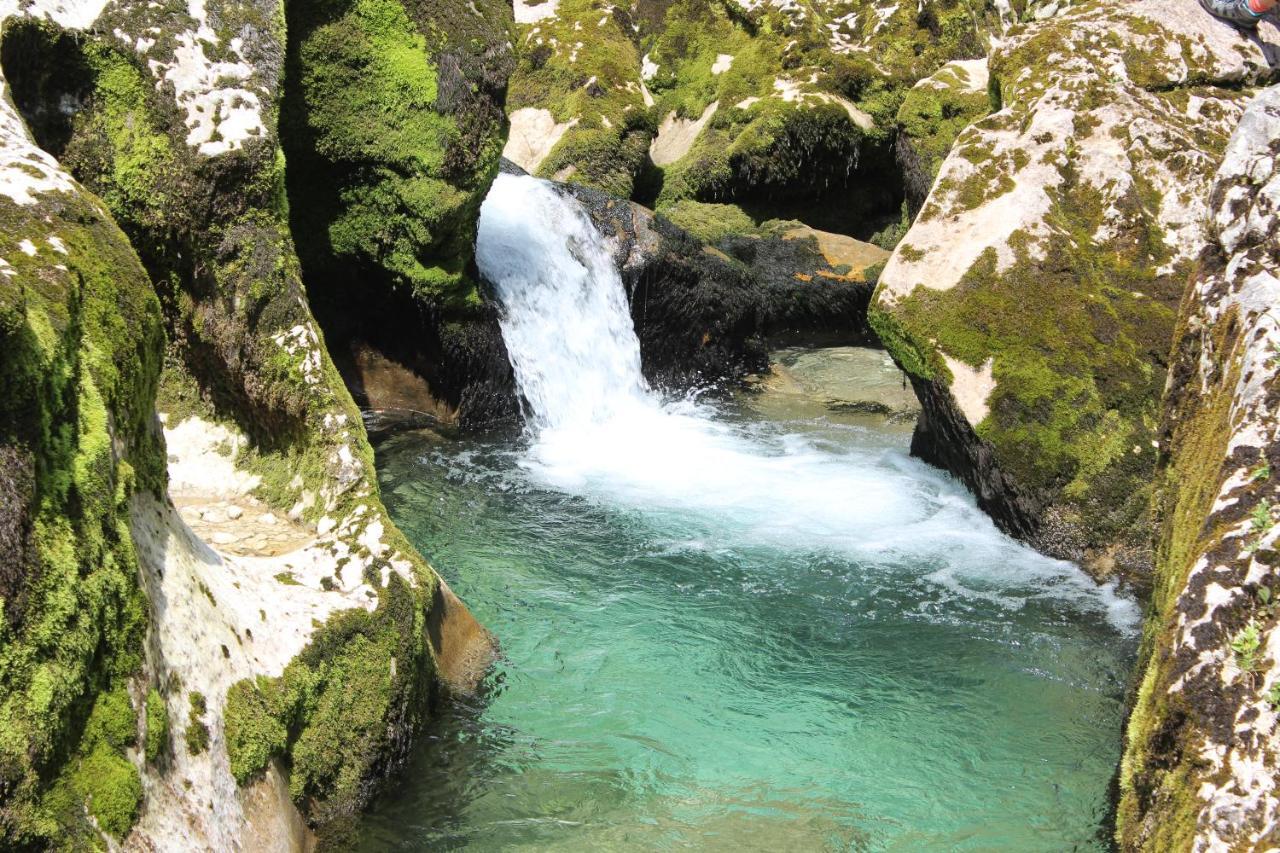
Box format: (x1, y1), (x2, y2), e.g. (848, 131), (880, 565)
(475, 174), (1138, 633)
(477, 174), (651, 430)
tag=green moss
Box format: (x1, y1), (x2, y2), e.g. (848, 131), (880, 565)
(185, 692), (210, 755)
(37, 685), (143, 841)
(895, 73), (990, 190)
(285, 0), (512, 306)
(509, 0), (993, 203)
(0, 169), (163, 846)
(67, 744), (143, 838)
(1116, 303), (1244, 848)
(145, 687), (169, 763)
(659, 200), (760, 243)
(657, 99), (867, 207)
(85, 687), (138, 751)
(224, 678), (289, 784)
(880, 164), (1178, 546)
(539, 124), (655, 199)
(223, 574), (438, 824)
(867, 302), (938, 381)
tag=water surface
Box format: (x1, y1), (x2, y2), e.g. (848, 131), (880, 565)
(358, 175), (1138, 851)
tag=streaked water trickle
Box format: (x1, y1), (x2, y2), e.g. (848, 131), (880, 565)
(359, 174), (1140, 851)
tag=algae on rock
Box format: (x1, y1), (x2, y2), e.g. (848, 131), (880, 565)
(872, 0), (1277, 581)
(0, 0), (506, 845)
(1117, 82), (1280, 853)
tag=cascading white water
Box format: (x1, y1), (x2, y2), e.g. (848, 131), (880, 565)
(476, 173), (650, 430)
(475, 174), (1138, 630)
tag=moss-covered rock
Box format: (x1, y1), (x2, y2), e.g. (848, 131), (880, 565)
(283, 0), (513, 307)
(0, 49), (165, 843)
(278, 0), (518, 427)
(894, 58), (992, 214)
(506, 0), (996, 235)
(1, 0), (502, 845)
(1117, 82), (1280, 852)
(871, 0), (1277, 581)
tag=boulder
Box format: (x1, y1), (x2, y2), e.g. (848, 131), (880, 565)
(872, 0), (1278, 581)
(559, 183), (885, 389)
(0, 47), (165, 845)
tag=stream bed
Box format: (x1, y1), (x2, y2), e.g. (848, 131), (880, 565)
(356, 175), (1140, 851)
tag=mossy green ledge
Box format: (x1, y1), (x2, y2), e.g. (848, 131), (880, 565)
(504, 0), (996, 219)
(1117, 82), (1280, 853)
(871, 0), (1277, 582)
(0, 0), (499, 847)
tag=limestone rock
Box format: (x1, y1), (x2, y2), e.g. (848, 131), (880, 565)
(0, 0), (502, 846)
(506, 0), (993, 225)
(1118, 82), (1280, 853)
(872, 0), (1278, 580)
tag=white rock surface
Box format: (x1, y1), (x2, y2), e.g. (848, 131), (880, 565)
(504, 107), (579, 173)
(1127, 83), (1280, 851)
(650, 101), (720, 166)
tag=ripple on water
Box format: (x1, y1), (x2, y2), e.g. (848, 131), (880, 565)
(358, 175), (1137, 851)
(361, 417), (1137, 852)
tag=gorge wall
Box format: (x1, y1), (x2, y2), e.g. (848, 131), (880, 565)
(0, 0), (508, 846)
(5, 0), (1280, 846)
(1118, 84), (1280, 851)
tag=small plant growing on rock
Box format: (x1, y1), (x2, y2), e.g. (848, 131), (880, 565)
(1259, 586), (1279, 620)
(1269, 682), (1280, 710)
(145, 688), (169, 763)
(1252, 463), (1271, 482)
(1232, 620), (1263, 679)
(1252, 499), (1273, 531)
(1246, 499), (1274, 554)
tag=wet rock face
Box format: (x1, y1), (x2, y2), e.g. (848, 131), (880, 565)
(557, 179), (885, 392)
(873, 0), (1280, 582)
(1118, 84), (1280, 853)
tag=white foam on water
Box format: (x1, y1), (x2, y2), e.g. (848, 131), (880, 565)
(476, 174), (1140, 634)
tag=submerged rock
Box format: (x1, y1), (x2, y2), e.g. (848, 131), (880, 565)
(873, 0), (1279, 582)
(741, 346), (920, 428)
